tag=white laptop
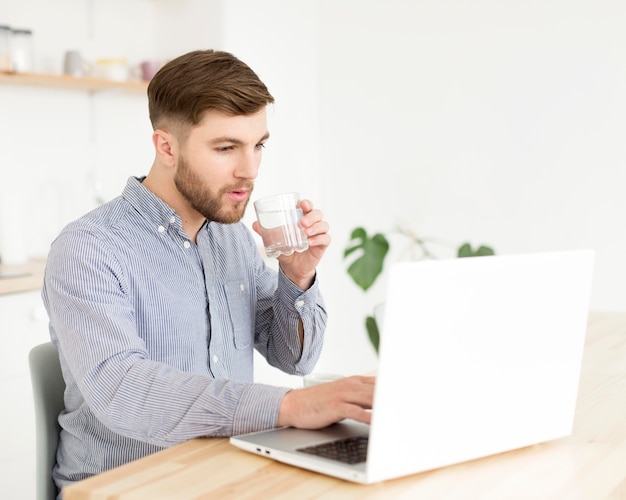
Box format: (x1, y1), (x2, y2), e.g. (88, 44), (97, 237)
(230, 249), (595, 484)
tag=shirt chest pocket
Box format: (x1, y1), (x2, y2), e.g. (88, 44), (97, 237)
(223, 279), (254, 349)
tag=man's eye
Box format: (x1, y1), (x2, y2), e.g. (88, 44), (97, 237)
(218, 146), (234, 153)
(255, 143), (266, 151)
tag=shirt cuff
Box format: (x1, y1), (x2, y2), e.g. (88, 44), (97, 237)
(278, 269), (319, 312)
(232, 384), (292, 435)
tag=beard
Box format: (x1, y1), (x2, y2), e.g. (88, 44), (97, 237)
(173, 154), (253, 224)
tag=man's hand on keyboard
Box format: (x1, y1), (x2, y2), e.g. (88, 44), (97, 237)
(277, 375), (375, 429)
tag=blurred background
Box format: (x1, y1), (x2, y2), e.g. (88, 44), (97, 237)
(1, 1), (625, 495)
(2, 0), (626, 382)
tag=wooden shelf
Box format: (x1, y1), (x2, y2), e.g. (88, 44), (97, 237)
(0, 71), (148, 93)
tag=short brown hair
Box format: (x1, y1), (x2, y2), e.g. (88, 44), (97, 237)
(147, 50), (274, 131)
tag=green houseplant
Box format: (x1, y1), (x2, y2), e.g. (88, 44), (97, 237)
(343, 227), (494, 353)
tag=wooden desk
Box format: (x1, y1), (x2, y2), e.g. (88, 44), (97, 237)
(63, 312), (626, 499)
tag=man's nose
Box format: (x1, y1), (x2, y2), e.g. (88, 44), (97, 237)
(235, 151), (260, 179)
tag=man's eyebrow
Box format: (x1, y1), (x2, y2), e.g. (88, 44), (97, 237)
(209, 132), (270, 145)
(209, 136), (243, 145)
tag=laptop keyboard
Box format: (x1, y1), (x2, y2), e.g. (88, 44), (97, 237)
(296, 436), (369, 464)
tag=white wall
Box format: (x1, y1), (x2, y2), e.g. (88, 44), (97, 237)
(313, 0), (626, 376)
(153, 0), (223, 60)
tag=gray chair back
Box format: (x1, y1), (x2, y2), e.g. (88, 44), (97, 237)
(29, 342), (65, 500)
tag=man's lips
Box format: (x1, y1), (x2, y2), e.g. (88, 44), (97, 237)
(227, 190), (249, 202)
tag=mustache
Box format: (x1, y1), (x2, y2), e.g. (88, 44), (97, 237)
(224, 181), (254, 193)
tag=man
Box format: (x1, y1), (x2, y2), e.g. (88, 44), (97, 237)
(42, 50), (374, 494)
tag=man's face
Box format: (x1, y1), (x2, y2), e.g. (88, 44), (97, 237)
(173, 108), (269, 224)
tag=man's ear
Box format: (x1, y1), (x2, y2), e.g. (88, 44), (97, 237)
(152, 129), (177, 167)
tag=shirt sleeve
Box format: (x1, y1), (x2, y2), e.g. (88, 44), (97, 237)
(42, 227), (291, 447)
(251, 236), (327, 375)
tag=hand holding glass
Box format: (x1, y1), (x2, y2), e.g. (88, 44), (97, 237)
(254, 192), (309, 258)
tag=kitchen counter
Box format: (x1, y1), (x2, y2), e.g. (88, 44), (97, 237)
(0, 258), (46, 295)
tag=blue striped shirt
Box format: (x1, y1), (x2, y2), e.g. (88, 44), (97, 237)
(41, 176), (326, 491)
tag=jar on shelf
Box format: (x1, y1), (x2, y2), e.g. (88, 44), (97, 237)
(0, 25), (11, 71)
(94, 58), (129, 82)
(10, 28), (33, 73)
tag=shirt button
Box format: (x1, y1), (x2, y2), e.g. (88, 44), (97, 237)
(295, 300), (305, 308)
(212, 355), (219, 363)
(239, 284), (245, 291)
(183, 241), (191, 249)
(157, 225), (165, 233)
(169, 216), (176, 224)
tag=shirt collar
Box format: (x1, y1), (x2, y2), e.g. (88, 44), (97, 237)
(122, 176), (183, 232)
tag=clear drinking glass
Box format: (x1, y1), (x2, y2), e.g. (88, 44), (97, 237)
(254, 192), (309, 258)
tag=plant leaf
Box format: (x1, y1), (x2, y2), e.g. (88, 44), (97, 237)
(458, 242), (495, 258)
(476, 245), (495, 256)
(365, 315), (380, 354)
(344, 229), (389, 291)
(457, 242), (472, 258)
(343, 227), (368, 258)
(350, 227), (367, 240)
(343, 244), (362, 258)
